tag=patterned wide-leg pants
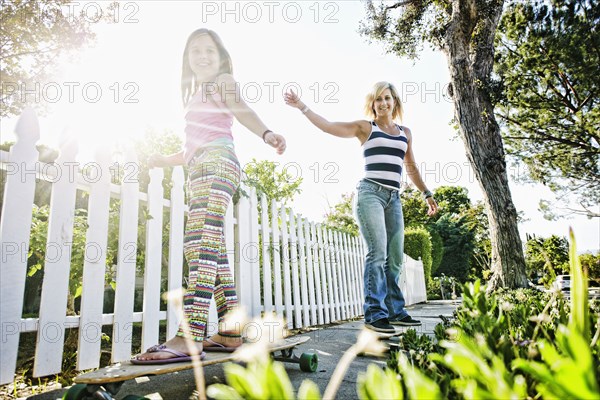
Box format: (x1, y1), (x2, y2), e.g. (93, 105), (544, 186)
(177, 146), (241, 342)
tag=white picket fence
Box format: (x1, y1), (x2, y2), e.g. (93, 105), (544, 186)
(0, 108), (426, 385)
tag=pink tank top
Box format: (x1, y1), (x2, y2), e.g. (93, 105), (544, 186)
(183, 89), (234, 164)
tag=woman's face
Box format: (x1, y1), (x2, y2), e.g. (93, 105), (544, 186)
(188, 34), (221, 81)
(373, 88), (395, 119)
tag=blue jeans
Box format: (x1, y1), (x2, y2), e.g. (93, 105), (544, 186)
(355, 179), (408, 323)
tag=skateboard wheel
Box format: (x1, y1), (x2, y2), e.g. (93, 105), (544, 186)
(299, 353), (318, 372)
(62, 384), (91, 400)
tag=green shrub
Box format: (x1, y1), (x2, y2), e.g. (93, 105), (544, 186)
(428, 228), (444, 275)
(431, 215), (475, 282)
(404, 226), (433, 286)
(389, 232), (599, 399)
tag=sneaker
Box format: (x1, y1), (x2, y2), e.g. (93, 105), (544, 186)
(390, 315), (421, 326)
(365, 318), (397, 333)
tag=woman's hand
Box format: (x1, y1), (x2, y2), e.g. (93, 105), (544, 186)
(284, 89), (304, 110)
(264, 132), (287, 155)
(426, 197), (439, 216)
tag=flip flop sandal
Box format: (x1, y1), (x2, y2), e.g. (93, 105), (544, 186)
(202, 338), (242, 353)
(131, 344), (206, 365)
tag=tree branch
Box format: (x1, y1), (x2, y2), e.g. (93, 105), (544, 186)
(539, 43), (582, 106)
(499, 114), (596, 151)
(385, 0), (419, 11)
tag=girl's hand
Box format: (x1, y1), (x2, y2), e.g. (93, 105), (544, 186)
(264, 132), (287, 155)
(147, 153), (167, 168)
(284, 89), (304, 110)
(426, 197), (439, 216)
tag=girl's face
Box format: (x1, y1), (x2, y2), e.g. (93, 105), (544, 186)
(188, 34), (221, 81)
(373, 88), (395, 119)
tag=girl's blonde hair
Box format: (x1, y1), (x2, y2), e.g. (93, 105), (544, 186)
(363, 81), (403, 122)
(181, 29), (233, 106)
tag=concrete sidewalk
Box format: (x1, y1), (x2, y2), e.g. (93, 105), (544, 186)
(27, 300), (460, 400)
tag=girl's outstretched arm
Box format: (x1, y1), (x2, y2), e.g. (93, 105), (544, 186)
(217, 73), (286, 154)
(148, 151), (185, 168)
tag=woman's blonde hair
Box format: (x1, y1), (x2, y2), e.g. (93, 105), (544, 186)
(364, 81), (403, 122)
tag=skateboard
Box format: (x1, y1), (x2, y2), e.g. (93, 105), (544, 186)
(359, 330), (403, 357)
(63, 336), (316, 400)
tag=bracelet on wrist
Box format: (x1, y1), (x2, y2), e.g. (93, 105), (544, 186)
(300, 105), (309, 114)
(262, 129), (273, 143)
(423, 190), (433, 200)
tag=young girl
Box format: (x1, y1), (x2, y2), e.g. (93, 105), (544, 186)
(133, 29), (286, 364)
(284, 82), (437, 333)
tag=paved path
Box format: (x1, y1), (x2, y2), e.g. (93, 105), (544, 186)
(27, 300), (460, 399)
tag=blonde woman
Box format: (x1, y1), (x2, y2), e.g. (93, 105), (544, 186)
(285, 82), (437, 333)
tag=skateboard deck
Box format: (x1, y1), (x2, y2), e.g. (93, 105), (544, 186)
(65, 336), (315, 399)
(358, 331), (403, 357)
(373, 330), (403, 340)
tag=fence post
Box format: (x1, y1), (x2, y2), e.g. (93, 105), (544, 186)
(279, 207), (293, 329)
(260, 194), (273, 314)
(111, 148), (140, 362)
(249, 188), (261, 317)
(34, 130), (79, 376)
(0, 107), (40, 385)
(314, 223), (328, 324)
(166, 166), (185, 339)
(288, 210), (302, 328)
(235, 184), (253, 317)
(77, 145), (112, 370)
(271, 200), (283, 317)
(304, 220), (317, 324)
(297, 215), (310, 326)
(140, 167), (164, 352)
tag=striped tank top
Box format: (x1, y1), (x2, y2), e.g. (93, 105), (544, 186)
(183, 89), (234, 165)
(362, 121), (408, 190)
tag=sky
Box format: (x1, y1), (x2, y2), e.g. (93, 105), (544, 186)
(2, 0), (598, 252)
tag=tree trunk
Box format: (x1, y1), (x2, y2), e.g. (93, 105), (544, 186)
(443, 0), (528, 290)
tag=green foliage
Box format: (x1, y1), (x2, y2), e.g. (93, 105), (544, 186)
(404, 226), (433, 286)
(0, 0), (96, 117)
(432, 186), (471, 218)
(132, 129), (184, 199)
(525, 234), (569, 285)
(431, 215), (475, 282)
(431, 331), (528, 399)
(207, 357), (313, 400)
(581, 252), (600, 281)
(461, 202), (491, 280)
(402, 186), (487, 281)
(357, 364), (403, 400)
(359, 0), (449, 60)
(495, 0), (600, 216)
(429, 228), (444, 275)
(390, 268), (599, 399)
(512, 231), (599, 398)
(323, 193), (359, 236)
(243, 159), (303, 206)
(400, 187), (429, 228)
